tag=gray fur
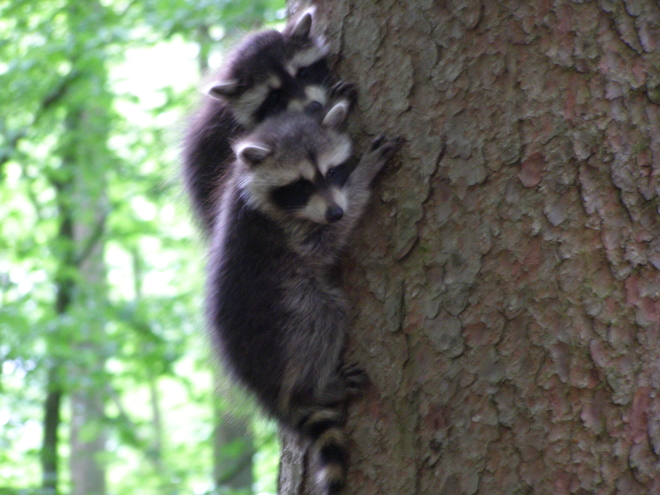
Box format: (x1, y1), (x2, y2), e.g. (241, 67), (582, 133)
(182, 8), (358, 234)
(206, 108), (400, 494)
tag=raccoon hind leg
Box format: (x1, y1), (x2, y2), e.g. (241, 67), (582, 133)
(339, 362), (370, 398)
(302, 363), (370, 406)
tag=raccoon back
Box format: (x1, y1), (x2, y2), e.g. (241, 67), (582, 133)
(182, 99), (242, 233)
(206, 189), (290, 414)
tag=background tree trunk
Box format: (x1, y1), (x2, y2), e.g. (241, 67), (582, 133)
(212, 371), (254, 494)
(62, 3), (112, 486)
(41, 366), (63, 495)
(41, 175), (76, 495)
(282, 1), (660, 494)
(67, 104), (109, 495)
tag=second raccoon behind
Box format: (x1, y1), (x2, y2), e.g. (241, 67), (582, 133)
(206, 105), (400, 494)
(183, 9), (355, 233)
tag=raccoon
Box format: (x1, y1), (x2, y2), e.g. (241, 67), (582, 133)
(206, 105), (400, 494)
(183, 8), (356, 233)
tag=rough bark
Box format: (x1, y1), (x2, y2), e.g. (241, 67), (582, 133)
(281, 1), (660, 494)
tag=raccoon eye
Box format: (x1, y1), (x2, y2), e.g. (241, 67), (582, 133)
(271, 178), (316, 211)
(257, 89), (289, 121)
(263, 89), (284, 108)
(295, 59), (329, 83)
(326, 164), (350, 187)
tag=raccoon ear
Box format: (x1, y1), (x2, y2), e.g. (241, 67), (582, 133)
(235, 142), (272, 166)
(208, 79), (239, 98)
(290, 10), (313, 39)
(322, 101), (349, 129)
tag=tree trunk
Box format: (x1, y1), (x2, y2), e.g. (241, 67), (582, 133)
(68, 216), (107, 495)
(41, 367), (62, 495)
(67, 105), (109, 495)
(61, 5), (112, 483)
(281, 1), (660, 494)
(212, 371), (254, 494)
(41, 143), (79, 495)
(70, 386), (107, 495)
(41, 190), (74, 495)
(212, 411), (254, 493)
(40, 1), (112, 492)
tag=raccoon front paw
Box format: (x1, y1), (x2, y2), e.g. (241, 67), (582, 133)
(360, 135), (403, 182)
(331, 80), (358, 109)
(370, 135), (404, 158)
(341, 362), (370, 397)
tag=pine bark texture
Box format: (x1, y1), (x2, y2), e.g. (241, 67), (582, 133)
(281, 1), (660, 494)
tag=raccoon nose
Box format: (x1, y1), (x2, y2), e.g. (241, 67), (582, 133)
(304, 101), (323, 115)
(325, 206), (344, 223)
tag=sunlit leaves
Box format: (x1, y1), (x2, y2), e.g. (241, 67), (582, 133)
(1, 0), (284, 492)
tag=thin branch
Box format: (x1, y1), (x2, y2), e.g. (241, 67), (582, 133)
(0, 128), (28, 170)
(0, 70), (81, 170)
(73, 213), (107, 267)
(39, 71), (80, 114)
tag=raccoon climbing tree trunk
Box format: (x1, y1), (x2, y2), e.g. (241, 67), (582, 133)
(281, 1), (660, 494)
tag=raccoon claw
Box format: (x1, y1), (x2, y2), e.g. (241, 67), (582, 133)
(331, 80), (358, 108)
(359, 135), (403, 181)
(370, 135), (403, 157)
(341, 363), (370, 397)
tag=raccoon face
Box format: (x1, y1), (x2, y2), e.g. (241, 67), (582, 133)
(234, 115), (354, 225)
(208, 11), (332, 127)
(252, 57), (332, 123)
(270, 156), (352, 224)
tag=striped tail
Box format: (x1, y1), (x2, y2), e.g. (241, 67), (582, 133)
(298, 407), (348, 494)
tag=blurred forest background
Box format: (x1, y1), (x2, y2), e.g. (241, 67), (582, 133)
(0, 1), (285, 494)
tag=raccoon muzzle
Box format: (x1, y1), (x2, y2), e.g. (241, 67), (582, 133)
(325, 205), (344, 223)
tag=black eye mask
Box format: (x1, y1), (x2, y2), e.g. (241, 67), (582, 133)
(253, 59), (332, 123)
(271, 178), (316, 211)
(255, 88), (290, 122)
(295, 59), (331, 86)
(325, 163), (350, 188)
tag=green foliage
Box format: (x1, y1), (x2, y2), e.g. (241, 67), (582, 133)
(0, 0), (284, 493)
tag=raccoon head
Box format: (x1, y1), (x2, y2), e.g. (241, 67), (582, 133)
(233, 104), (353, 225)
(208, 9), (331, 127)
